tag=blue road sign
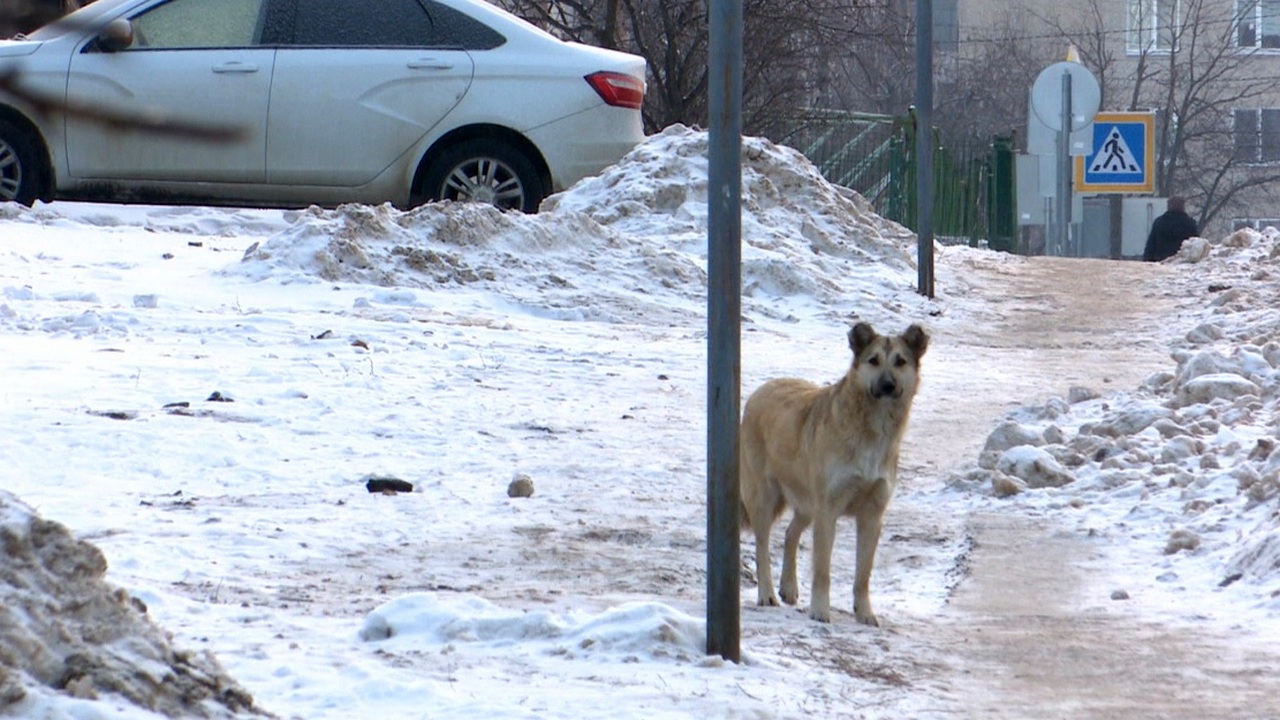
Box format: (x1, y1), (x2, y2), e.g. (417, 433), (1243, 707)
(1075, 112), (1155, 193)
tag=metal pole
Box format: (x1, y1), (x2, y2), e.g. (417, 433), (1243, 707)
(706, 0), (742, 663)
(915, 0), (935, 297)
(1056, 70), (1072, 257)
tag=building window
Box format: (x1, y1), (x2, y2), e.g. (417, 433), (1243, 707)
(1127, 0), (1179, 53)
(1233, 218), (1280, 230)
(1237, 0), (1280, 48)
(1233, 108), (1280, 163)
(933, 0), (958, 53)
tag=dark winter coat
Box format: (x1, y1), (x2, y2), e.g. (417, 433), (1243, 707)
(1143, 210), (1198, 262)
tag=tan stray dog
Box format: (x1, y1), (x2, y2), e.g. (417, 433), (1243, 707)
(740, 321), (928, 625)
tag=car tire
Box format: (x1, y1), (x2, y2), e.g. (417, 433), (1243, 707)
(0, 118), (47, 206)
(420, 139), (546, 213)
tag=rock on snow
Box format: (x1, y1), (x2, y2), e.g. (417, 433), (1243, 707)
(995, 445), (1076, 489)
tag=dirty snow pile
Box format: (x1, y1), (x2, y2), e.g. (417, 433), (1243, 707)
(958, 225), (1280, 615)
(0, 492), (262, 719)
(236, 124), (926, 328)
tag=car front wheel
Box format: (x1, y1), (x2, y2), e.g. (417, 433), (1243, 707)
(421, 139), (546, 213)
(0, 118), (46, 206)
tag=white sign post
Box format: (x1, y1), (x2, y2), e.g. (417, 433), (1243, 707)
(1030, 60), (1100, 256)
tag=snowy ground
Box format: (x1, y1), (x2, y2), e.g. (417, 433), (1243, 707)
(2, 125), (1279, 719)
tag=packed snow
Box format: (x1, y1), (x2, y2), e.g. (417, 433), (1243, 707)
(1, 123), (1278, 718)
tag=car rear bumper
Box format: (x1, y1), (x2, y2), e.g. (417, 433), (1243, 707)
(525, 105), (644, 193)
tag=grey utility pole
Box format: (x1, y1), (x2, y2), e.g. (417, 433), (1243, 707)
(705, 0), (742, 663)
(915, 0), (935, 298)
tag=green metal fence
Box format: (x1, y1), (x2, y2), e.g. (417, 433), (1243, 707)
(773, 110), (1017, 252)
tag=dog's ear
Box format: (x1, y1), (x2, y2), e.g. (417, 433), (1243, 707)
(849, 322), (877, 355)
(902, 324), (929, 359)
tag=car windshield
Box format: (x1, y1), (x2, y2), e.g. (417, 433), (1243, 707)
(28, 0), (130, 41)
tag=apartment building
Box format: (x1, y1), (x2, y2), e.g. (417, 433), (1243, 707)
(951, 0), (1280, 238)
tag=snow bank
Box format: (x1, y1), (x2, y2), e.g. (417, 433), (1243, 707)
(233, 125), (927, 327)
(543, 124), (917, 271)
(962, 226), (1280, 612)
(0, 492), (262, 719)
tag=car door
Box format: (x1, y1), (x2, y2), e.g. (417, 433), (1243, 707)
(263, 0), (484, 187)
(64, 0), (273, 183)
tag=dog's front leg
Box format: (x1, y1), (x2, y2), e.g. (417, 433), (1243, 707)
(780, 513), (810, 605)
(853, 503), (886, 627)
(808, 514), (837, 622)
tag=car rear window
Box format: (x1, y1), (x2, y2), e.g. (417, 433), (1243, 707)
(290, 0), (504, 49)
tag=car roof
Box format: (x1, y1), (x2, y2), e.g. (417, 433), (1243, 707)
(31, 0), (567, 52)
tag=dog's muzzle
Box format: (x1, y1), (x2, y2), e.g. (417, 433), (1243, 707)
(869, 374), (902, 399)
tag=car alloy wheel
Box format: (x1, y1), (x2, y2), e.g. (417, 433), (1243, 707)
(0, 118), (44, 206)
(0, 138), (23, 203)
(441, 156), (526, 211)
(422, 138), (547, 213)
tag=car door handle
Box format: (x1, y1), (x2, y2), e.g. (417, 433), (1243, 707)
(407, 58), (454, 70)
(212, 62), (260, 74)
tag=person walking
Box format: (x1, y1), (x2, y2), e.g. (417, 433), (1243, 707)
(1143, 196), (1199, 262)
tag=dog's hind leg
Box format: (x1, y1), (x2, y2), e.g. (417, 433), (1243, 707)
(752, 525), (779, 606)
(780, 512), (810, 605)
(743, 474), (783, 607)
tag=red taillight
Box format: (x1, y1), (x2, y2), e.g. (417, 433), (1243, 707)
(585, 71), (645, 110)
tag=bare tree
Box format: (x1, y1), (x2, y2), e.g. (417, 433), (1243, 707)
(780, 2), (1047, 149)
(0, 0), (82, 38)
(813, 0), (915, 117)
(495, 0), (875, 135)
(931, 18), (1048, 147)
(619, 0), (708, 132)
(500, 0), (618, 48)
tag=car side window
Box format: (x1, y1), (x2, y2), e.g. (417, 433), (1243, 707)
(130, 0), (268, 49)
(291, 0), (503, 49)
(424, 1), (505, 49)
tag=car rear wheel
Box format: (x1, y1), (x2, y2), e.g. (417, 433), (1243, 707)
(421, 139), (546, 213)
(0, 118), (46, 206)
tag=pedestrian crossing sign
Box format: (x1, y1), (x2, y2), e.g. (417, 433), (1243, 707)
(1074, 112), (1155, 193)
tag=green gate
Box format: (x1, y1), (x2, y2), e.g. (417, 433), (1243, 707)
(774, 110), (1017, 252)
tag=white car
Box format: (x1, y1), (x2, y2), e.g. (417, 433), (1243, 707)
(0, 0), (647, 212)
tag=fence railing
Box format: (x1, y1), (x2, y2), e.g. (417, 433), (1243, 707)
(772, 109), (1017, 252)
